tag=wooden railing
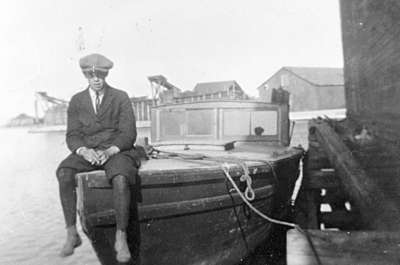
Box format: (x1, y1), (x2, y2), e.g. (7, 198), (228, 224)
(131, 99), (153, 121)
(173, 91), (248, 104)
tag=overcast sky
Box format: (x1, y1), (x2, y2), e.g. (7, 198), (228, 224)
(0, 0), (343, 124)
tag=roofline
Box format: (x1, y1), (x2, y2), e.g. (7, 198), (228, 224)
(257, 66), (344, 89)
(283, 67), (343, 87)
(257, 67), (286, 89)
(194, 80), (243, 92)
(195, 80), (238, 86)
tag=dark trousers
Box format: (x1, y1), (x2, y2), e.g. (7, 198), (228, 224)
(56, 149), (140, 229)
(57, 149), (140, 185)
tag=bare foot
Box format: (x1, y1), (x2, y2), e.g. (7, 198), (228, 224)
(114, 230), (131, 263)
(59, 232), (82, 257)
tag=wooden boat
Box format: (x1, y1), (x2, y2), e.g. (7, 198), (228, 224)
(76, 99), (304, 265)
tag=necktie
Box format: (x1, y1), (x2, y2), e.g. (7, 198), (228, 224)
(95, 92), (101, 114)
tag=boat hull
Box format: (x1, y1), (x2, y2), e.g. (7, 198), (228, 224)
(77, 151), (302, 265)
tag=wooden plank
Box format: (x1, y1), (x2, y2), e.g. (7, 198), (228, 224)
(309, 119), (400, 230)
(86, 185), (274, 226)
(78, 166), (272, 189)
(302, 169), (339, 189)
(287, 229), (400, 265)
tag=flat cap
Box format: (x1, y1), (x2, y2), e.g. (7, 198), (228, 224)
(79, 53), (113, 72)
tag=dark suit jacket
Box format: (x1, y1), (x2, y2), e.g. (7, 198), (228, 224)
(66, 84), (137, 153)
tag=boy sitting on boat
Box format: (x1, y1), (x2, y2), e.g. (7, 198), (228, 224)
(56, 53), (140, 263)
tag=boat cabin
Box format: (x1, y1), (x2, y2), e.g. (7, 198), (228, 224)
(150, 100), (290, 149)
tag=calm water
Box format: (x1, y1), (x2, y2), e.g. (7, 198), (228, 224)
(0, 128), (100, 265)
(0, 124), (308, 265)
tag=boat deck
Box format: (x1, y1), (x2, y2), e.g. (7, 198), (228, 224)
(82, 143), (303, 189)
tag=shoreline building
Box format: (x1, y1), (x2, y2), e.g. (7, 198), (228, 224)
(257, 67), (345, 112)
(6, 113), (37, 127)
(174, 80), (248, 104)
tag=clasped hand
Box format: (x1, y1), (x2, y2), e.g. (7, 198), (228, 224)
(79, 147), (118, 165)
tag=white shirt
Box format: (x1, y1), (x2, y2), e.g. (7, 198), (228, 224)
(89, 88), (104, 114)
(76, 88), (111, 155)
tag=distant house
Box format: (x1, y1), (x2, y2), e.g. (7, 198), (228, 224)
(171, 80), (248, 104)
(6, 113), (37, 127)
(194, 80), (245, 97)
(257, 67), (345, 111)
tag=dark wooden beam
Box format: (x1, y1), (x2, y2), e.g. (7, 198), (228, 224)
(309, 119), (400, 230)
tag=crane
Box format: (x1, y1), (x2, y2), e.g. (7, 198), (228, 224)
(34, 91), (68, 122)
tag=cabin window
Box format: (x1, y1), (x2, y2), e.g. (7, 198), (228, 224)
(223, 109), (278, 136)
(187, 109), (214, 136)
(251, 111), (277, 135)
(160, 110), (185, 137)
(223, 110), (251, 135)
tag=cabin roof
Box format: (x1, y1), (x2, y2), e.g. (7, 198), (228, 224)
(130, 96), (152, 102)
(283, 66), (344, 86)
(193, 80), (243, 94)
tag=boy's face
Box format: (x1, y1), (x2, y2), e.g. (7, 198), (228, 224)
(85, 71), (107, 92)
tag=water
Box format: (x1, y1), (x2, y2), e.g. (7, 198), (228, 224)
(0, 128), (100, 265)
(0, 125), (309, 265)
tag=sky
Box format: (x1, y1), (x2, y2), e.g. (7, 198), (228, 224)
(0, 0), (343, 124)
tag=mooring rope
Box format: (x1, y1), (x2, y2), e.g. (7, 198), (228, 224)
(221, 162), (297, 228)
(223, 178), (250, 252)
(221, 162), (323, 265)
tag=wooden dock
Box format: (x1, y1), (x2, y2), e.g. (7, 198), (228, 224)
(287, 0), (400, 263)
(287, 229), (400, 265)
(289, 118), (400, 265)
